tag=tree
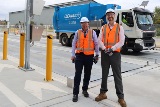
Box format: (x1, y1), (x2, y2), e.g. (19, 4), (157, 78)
(153, 6), (160, 36)
(153, 6), (160, 24)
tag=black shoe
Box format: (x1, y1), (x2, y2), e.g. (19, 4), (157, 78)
(72, 95), (78, 102)
(82, 91), (89, 97)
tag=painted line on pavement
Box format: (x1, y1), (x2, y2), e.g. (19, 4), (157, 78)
(0, 82), (29, 107)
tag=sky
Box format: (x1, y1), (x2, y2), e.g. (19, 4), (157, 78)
(0, 0), (159, 21)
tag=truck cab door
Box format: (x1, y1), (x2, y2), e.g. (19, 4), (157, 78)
(121, 12), (136, 38)
(126, 12), (134, 27)
(122, 12), (134, 27)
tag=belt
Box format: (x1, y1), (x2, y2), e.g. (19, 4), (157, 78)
(76, 52), (94, 56)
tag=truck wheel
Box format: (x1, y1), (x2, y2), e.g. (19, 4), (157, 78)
(121, 46), (128, 54)
(60, 33), (69, 46)
(133, 44), (142, 53)
(133, 50), (140, 53)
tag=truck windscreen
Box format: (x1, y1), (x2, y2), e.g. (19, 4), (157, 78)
(136, 13), (153, 25)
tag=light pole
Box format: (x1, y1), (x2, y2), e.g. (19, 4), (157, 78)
(22, 0), (34, 71)
(20, 0), (45, 71)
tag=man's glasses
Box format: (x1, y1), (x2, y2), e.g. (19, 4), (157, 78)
(106, 13), (115, 16)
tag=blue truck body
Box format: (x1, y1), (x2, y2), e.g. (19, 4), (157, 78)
(53, 2), (121, 33)
(53, 2), (121, 46)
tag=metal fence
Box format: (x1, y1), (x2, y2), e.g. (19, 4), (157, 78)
(0, 25), (55, 36)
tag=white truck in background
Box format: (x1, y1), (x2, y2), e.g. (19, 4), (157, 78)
(115, 7), (156, 53)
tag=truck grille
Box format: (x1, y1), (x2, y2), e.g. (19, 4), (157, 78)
(143, 32), (155, 38)
(143, 38), (155, 47)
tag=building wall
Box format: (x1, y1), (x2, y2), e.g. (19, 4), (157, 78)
(9, 0), (94, 25)
(9, 11), (25, 25)
(32, 7), (54, 25)
(9, 7), (54, 25)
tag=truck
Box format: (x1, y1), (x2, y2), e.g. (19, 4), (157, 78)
(53, 2), (156, 53)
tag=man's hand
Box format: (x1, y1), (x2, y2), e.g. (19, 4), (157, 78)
(103, 48), (108, 53)
(71, 56), (76, 63)
(107, 48), (113, 53)
(103, 48), (113, 56)
(103, 48), (113, 53)
(93, 55), (99, 64)
(106, 48), (113, 56)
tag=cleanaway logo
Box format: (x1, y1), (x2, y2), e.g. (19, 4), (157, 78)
(64, 12), (81, 19)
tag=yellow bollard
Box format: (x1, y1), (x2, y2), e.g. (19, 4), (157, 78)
(3, 31), (8, 60)
(19, 33), (25, 67)
(45, 35), (53, 81)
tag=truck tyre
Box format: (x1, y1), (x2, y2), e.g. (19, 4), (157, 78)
(121, 45), (128, 54)
(133, 50), (140, 53)
(133, 44), (142, 53)
(60, 33), (69, 46)
(70, 34), (74, 46)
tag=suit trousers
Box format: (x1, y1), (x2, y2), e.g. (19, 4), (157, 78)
(100, 51), (124, 99)
(73, 53), (94, 95)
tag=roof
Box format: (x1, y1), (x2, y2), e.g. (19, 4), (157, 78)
(9, 0), (95, 14)
(133, 7), (152, 13)
(45, 0), (96, 7)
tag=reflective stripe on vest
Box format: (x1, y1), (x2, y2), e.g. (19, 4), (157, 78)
(103, 23), (120, 52)
(76, 29), (94, 55)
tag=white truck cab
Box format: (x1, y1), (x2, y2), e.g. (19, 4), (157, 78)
(115, 7), (156, 53)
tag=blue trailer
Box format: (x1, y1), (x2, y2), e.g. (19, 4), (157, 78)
(53, 2), (121, 46)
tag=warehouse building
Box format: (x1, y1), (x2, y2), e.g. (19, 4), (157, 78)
(9, 0), (94, 26)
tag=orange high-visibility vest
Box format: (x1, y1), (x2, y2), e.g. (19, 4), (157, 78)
(76, 29), (94, 55)
(102, 23), (120, 52)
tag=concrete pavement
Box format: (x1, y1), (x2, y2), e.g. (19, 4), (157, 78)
(0, 53), (160, 107)
(0, 32), (160, 107)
